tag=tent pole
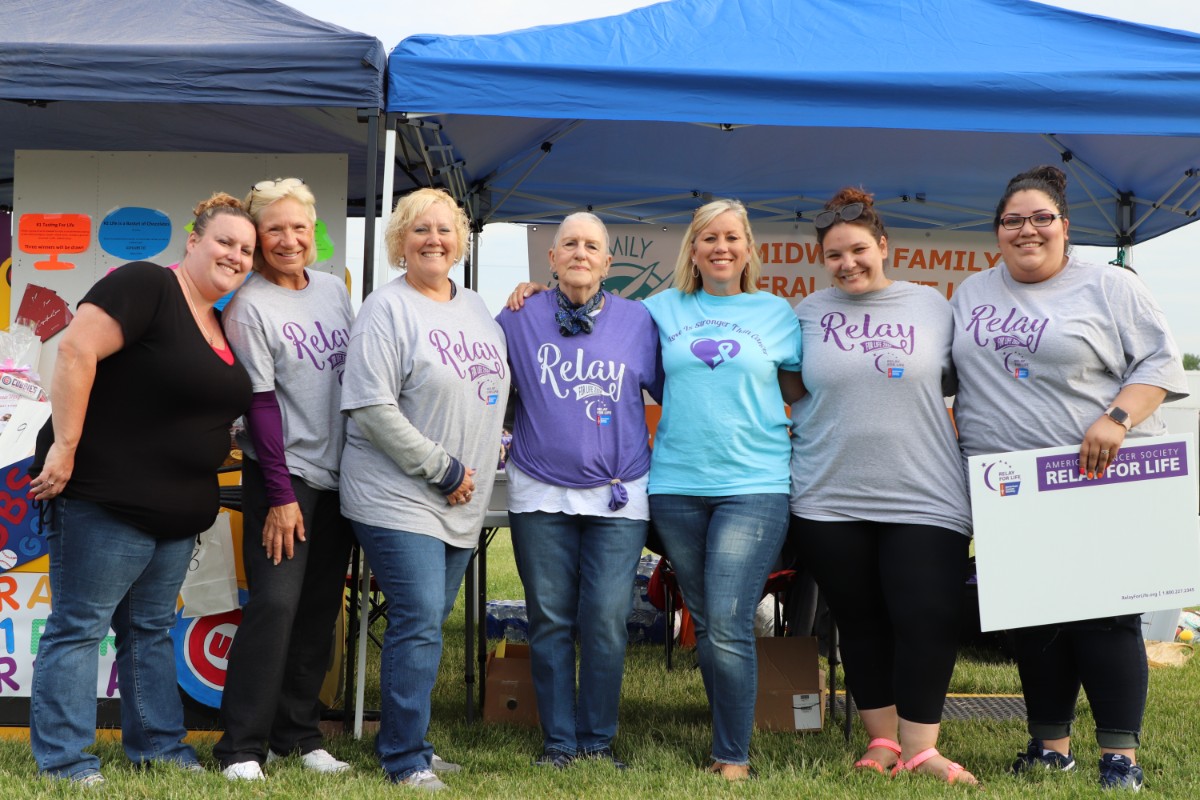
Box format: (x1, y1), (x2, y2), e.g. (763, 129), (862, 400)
(468, 214), (481, 292)
(376, 115), (399, 294)
(344, 106), (380, 738)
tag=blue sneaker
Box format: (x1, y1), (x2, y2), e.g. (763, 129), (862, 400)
(579, 747), (627, 770)
(1099, 753), (1143, 791)
(533, 750), (575, 769)
(1012, 738), (1076, 774)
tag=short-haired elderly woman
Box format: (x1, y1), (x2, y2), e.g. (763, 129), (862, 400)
(340, 187), (509, 791)
(214, 178), (356, 780)
(497, 212), (660, 769)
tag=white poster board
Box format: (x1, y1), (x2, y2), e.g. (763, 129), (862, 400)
(12, 151), (349, 380)
(969, 434), (1200, 631)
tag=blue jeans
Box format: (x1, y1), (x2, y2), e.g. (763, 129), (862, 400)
(510, 512), (647, 755)
(30, 498), (200, 778)
(648, 493), (788, 766)
(351, 522), (473, 782)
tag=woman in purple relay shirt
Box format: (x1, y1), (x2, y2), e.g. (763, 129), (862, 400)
(497, 212), (660, 769)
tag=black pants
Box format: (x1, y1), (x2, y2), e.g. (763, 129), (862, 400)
(1011, 614), (1147, 749)
(794, 516), (970, 724)
(213, 458), (355, 766)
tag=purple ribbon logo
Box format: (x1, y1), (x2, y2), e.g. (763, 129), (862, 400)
(691, 338), (741, 370)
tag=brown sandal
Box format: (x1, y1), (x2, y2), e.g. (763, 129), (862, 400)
(707, 761), (752, 781)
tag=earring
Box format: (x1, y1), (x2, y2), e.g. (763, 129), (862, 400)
(691, 263), (700, 279)
(552, 271), (559, 281)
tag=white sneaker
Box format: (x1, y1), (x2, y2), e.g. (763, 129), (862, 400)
(431, 753), (461, 773)
(398, 769), (446, 791)
(72, 771), (106, 789)
(298, 748), (351, 774)
(222, 761), (264, 781)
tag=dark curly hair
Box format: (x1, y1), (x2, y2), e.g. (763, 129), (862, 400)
(993, 165), (1069, 231)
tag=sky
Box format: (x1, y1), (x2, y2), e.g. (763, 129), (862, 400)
(282, 0), (1200, 355)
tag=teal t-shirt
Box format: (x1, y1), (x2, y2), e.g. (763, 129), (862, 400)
(643, 288), (802, 496)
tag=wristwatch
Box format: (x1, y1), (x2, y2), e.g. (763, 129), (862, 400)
(1104, 405), (1132, 432)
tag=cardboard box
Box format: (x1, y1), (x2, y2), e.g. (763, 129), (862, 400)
(754, 636), (825, 732)
(482, 642), (540, 726)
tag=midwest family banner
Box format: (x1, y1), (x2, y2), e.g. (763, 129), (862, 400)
(527, 224), (1001, 301)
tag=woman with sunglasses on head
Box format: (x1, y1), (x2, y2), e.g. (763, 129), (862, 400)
(784, 188), (977, 785)
(213, 178), (355, 781)
(27, 193), (254, 787)
(951, 166), (1186, 792)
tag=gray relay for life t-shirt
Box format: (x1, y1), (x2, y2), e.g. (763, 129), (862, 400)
(789, 282), (972, 536)
(223, 270), (353, 491)
(951, 257), (1188, 459)
(339, 276), (509, 547)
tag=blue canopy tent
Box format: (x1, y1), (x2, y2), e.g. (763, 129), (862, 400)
(385, 0), (1200, 253)
(0, 0), (386, 730)
(0, 0), (386, 215)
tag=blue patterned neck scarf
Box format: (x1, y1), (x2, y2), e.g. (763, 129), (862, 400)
(553, 287), (603, 336)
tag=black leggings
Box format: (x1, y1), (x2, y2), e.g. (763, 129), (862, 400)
(794, 517), (970, 724)
(1011, 614), (1147, 749)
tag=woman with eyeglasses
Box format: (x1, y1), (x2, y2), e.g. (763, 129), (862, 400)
(951, 166), (1186, 792)
(27, 193), (254, 787)
(783, 188), (977, 785)
(213, 178), (355, 781)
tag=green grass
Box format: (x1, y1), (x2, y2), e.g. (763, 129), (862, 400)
(1, 530), (1197, 798)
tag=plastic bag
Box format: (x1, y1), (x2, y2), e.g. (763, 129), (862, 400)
(179, 513), (239, 618)
(1146, 641), (1194, 668)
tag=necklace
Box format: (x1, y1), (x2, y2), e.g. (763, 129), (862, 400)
(176, 268), (217, 346)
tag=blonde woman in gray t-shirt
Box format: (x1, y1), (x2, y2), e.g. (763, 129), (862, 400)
(340, 188), (509, 792)
(784, 188), (977, 785)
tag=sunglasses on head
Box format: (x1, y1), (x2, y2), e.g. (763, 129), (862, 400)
(813, 202), (865, 230)
(999, 212), (1063, 230)
(250, 177), (306, 194)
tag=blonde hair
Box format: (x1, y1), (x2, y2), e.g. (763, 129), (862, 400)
(243, 177), (319, 270)
(672, 199), (761, 293)
(384, 188), (469, 268)
(188, 192), (253, 253)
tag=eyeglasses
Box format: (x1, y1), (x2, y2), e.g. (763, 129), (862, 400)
(999, 212), (1063, 230)
(813, 202), (865, 230)
(250, 177), (306, 194)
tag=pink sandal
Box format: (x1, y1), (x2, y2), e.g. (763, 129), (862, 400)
(854, 738), (901, 774)
(891, 747), (975, 785)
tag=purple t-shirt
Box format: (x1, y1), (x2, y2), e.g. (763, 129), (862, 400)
(497, 290), (659, 489)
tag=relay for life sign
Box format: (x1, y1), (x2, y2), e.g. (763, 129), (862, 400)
(970, 434), (1200, 631)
